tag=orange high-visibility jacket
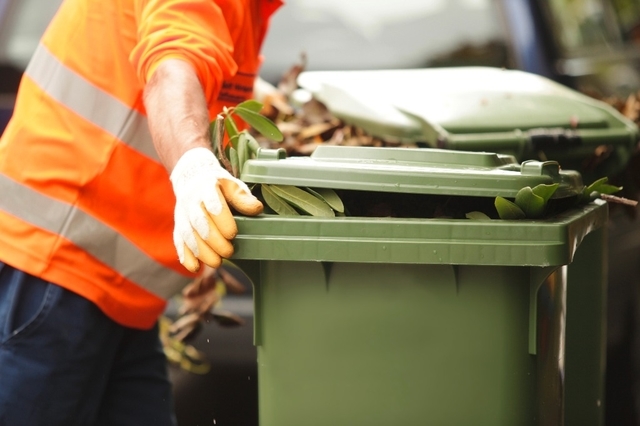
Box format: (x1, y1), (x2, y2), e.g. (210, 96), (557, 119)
(0, 0), (281, 329)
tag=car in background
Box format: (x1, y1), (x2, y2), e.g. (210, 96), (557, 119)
(501, 0), (640, 98)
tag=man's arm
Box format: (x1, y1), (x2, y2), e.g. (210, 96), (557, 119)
(143, 59), (211, 173)
(143, 59), (263, 273)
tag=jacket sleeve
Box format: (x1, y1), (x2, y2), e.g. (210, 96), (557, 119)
(130, 0), (239, 103)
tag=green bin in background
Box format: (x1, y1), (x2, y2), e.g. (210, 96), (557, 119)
(231, 145), (608, 426)
(296, 67), (638, 183)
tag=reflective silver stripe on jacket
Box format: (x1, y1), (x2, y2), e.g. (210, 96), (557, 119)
(6, 44), (190, 298)
(0, 174), (189, 299)
(25, 43), (159, 162)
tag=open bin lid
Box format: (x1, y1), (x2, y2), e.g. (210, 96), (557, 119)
(241, 145), (583, 200)
(296, 67), (638, 176)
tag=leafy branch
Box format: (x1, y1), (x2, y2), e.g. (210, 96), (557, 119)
(211, 100), (346, 215)
(484, 177), (630, 220)
(211, 99), (284, 178)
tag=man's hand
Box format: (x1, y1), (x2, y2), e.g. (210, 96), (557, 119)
(170, 147), (263, 272)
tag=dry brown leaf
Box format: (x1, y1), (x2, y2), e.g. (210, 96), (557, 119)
(623, 93), (640, 122)
(217, 267), (246, 294)
(276, 121), (303, 135)
(262, 92), (295, 117)
(277, 52), (307, 97)
(209, 309), (245, 327)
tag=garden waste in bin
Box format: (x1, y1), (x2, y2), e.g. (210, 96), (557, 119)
(230, 145), (608, 426)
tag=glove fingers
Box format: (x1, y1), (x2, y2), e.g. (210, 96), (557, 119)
(206, 187), (239, 240)
(219, 179), (264, 216)
(181, 243), (201, 273)
(194, 230), (223, 269)
(201, 205), (235, 258)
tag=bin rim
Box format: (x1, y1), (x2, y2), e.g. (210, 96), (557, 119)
(231, 200), (608, 267)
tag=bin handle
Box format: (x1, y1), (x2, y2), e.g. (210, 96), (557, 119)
(444, 127), (637, 161)
(529, 266), (560, 355)
(227, 259), (263, 346)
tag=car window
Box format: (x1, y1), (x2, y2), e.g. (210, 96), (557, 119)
(548, 0), (618, 52)
(611, 0), (640, 43)
(544, 0), (640, 54)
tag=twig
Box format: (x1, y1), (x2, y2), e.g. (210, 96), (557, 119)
(600, 193), (639, 206)
(213, 114), (233, 173)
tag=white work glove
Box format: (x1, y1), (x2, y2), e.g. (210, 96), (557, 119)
(170, 147), (263, 272)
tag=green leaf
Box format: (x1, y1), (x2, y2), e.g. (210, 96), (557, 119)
(209, 120), (219, 150)
(224, 142), (231, 161)
(584, 177), (608, 195)
(582, 177), (622, 200)
(261, 185), (299, 216)
(590, 181), (622, 195)
(227, 134), (240, 151)
(305, 187), (345, 213)
(594, 184), (623, 195)
(270, 185), (335, 217)
(233, 107), (284, 142)
(236, 100), (264, 113)
(237, 132), (249, 175)
(244, 132), (261, 155)
(224, 116), (239, 148)
(465, 211), (491, 220)
(229, 147), (239, 178)
(531, 183), (559, 204)
(515, 186), (545, 218)
(495, 196), (526, 220)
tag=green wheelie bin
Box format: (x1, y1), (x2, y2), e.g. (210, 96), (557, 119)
(231, 144), (608, 426)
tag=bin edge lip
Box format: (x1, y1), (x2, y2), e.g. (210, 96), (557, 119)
(231, 201), (608, 267)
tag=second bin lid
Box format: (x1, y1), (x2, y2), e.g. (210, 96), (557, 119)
(296, 67), (637, 146)
(241, 145), (583, 199)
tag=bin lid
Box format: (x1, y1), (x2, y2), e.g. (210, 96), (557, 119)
(296, 67), (638, 154)
(235, 146), (607, 271)
(241, 145), (583, 199)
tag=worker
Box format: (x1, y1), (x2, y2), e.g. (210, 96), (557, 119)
(0, 0), (281, 424)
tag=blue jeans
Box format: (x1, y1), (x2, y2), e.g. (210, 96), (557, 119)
(0, 262), (177, 426)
